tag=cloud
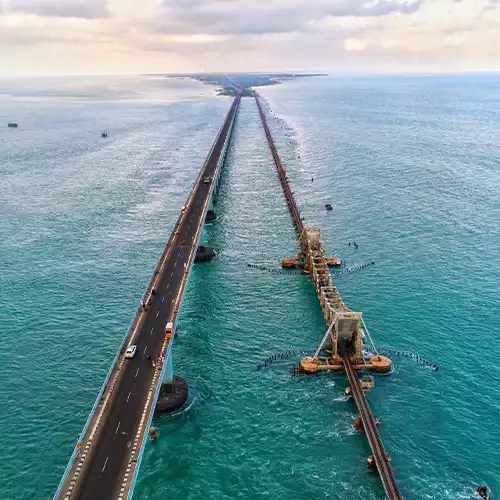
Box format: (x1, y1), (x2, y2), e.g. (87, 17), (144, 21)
(0, 25), (48, 45)
(6, 0), (109, 19)
(1, 0), (500, 76)
(155, 0), (422, 36)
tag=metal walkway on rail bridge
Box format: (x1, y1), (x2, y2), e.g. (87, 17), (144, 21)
(55, 93), (241, 500)
(254, 91), (402, 500)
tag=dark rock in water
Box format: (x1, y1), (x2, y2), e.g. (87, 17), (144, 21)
(206, 209), (217, 222)
(325, 204), (333, 211)
(476, 486), (490, 499)
(156, 376), (188, 413)
(195, 245), (217, 263)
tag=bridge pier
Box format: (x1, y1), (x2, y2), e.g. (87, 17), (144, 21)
(205, 209), (217, 222)
(156, 377), (188, 413)
(212, 172), (222, 204)
(164, 345), (174, 384)
(206, 112), (233, 218)
(195, 245), (217, 263)
(205, 194), (217, 222)
(156, 348), (188, 413)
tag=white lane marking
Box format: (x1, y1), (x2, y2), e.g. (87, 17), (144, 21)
(115, 421), (121, 434)
(166, 283), (169, 289)
(126, 392), (131, 403)
(162, 296), (164, 303)
(150, 327), (154, 334)
(102, 457), (108, 473)
(142, 346), (147, 358)
(135, 368), (140, 378)
(156, 310), (160, 318)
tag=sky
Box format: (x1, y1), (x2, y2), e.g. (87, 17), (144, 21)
(0, 0), (499, 76)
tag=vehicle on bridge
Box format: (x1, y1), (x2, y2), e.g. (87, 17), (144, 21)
(203, 174), (211, 184)
(165, 322), (174, 338)
(125, 345), (137, 359)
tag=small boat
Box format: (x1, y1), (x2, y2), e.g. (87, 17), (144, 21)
(101, 131), (108, 138)
(325, 203), (333, 211)
(8, 122), (18, 128)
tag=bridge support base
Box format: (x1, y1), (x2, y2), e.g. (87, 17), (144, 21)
(195, 245), (217, 263)
(155, 376), (188, 413)
(206, 210), (217, 222)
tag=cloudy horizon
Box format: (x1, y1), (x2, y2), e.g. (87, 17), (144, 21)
(1, 0), (499, 77)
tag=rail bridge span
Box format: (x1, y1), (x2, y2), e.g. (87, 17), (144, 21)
(255, 92), (402, 500)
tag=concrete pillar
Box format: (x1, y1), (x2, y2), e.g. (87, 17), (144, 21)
(212, 178), (219, 205)
(160, 347), (174, 384)
(195, 245), (216, 263)
(206, 209), (217, 222)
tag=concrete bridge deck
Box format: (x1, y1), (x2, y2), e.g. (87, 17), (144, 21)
(55, 93), (241, 500)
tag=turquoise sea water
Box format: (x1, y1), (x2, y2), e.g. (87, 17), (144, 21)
(0, 75), (499, 499)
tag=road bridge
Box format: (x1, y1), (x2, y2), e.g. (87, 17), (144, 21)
(254, 92), (402, 499)
(55, 93), (241, 500)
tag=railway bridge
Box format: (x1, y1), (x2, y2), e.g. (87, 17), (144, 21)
(254, 92), (402, 500)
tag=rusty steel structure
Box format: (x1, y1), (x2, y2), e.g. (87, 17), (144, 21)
(255, 91), (401, 500)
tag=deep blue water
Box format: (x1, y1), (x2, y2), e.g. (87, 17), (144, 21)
(0, 74), (499, 499)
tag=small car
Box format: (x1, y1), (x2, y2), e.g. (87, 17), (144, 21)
(125, 345), (137, 359)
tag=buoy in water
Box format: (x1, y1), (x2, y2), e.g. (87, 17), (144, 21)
(477, 486), (490, 499)
(149, 426), (158, 440)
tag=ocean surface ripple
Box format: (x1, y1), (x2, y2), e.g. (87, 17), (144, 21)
(0, 74), (499, 499)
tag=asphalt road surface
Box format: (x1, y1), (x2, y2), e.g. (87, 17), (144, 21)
(72, 96), (240, 499)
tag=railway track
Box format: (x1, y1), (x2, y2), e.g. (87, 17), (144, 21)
(340, 344), (402, 499)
